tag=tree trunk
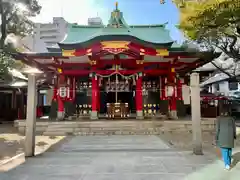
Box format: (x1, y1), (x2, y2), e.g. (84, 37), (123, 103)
(211, 61), (233, 78)
(0, 0), (7, 49)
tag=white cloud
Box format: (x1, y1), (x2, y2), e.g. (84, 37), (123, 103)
(32, 0), (108, 24)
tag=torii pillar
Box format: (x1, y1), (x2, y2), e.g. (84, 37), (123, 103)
(190, 72), (203, 155)
(25, 74), (37, 157)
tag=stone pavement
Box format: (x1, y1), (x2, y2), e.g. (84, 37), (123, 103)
(1, 135), (240, 180)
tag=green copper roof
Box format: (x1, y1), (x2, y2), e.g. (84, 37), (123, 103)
(60, 24), (173, 46)
(59, 3), (173, 48)
(171, 41), (182, 48)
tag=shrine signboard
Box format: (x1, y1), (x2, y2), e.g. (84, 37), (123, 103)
(101, 41), (130, 54)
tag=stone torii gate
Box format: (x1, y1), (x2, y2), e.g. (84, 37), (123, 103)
(24, 72), (202, 157)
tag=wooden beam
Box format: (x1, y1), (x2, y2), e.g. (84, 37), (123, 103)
(63, 69), (169, 76)
(44, 61), (194, 69)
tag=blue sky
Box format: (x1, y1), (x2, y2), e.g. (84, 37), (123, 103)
(34, 0), (184, 43)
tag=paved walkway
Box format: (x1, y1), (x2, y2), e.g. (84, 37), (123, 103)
(1, 135), (240, 180)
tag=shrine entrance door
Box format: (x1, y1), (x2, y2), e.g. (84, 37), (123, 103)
(101, 74), (135, 118)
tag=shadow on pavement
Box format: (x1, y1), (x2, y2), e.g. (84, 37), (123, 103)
(0, 135), (72, 172)
(33, 135), (73, 158)
(232, 152), (240, 168)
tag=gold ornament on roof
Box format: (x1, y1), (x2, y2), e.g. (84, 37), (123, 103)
(101, 41), (129, 49)
(101, 41), (129, 54)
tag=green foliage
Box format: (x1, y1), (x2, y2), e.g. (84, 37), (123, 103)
(0, 52), (14, 80)
(173, 0), (240, 79)
(0, 0), (41, 78)
(176, 0), (239, 44)
(175, 0), (240, 63)
(1, 0), (41, 38)
(0, 52), (14, 73)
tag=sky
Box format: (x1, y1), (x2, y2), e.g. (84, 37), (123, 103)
(33, 0), (184, 43)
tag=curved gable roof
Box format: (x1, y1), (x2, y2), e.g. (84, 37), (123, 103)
(59, 23), (173, 48)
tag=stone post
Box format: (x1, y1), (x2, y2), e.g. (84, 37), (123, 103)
(57, 75), (65, 120)
(190, 72), (203, 155)
(25, 74), (37, 157)
(91, 74), (98, 119)
(57, 96), (64, 120)
(45, 89), (53, 106)
(136, 73), (143, 119)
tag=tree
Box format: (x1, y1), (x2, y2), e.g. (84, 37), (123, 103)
(0, 0), (41, 78)
(174, 0), (240, 79)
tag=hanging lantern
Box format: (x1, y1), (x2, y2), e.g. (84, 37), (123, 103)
(165, 85), (174, 97)
(59, 87), (67, 98)
(57, 85), (71, 101)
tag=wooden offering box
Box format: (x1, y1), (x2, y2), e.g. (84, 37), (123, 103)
(106, 103), (129, 118)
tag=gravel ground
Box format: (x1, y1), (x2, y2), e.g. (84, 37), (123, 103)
(0, 124), (65, 161)
(160, 129), (240, 154)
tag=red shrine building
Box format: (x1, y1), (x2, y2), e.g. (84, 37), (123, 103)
(18, 3), (219, 120)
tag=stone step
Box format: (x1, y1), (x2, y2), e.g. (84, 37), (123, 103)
(45, 126), (209, 132)
(46, 124), (158, 129)
(43, 124), (166, 136)
(16, 119), (216, 135)
(43, 130), (164, 136)
(45, 128), (162, 133)
(43, 131), (69, 136)
(46, 124), (161, 129)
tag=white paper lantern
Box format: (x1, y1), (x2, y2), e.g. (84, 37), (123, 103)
(165, 85), (174, 97)
(59, 87), (67, 98)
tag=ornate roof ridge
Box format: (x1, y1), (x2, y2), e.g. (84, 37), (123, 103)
(71, 24), (104, 28)
(129, 23), (168, 28)
(69, 23), (168, 29)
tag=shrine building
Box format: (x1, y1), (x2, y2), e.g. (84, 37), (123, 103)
(17, 3), (219, 121)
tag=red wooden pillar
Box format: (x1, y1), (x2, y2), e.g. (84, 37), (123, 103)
(136, 73), (143, 119)
(57, 74), (65, 120)
(177, 78), (183, 100)
(97, 78), (100, 112)
(168, 68), (178, 119)
(91, 74), (98, 119)
(52, 85), (57, 101)
(72, 77), (76, 101)
(161, 76), (166, 100)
